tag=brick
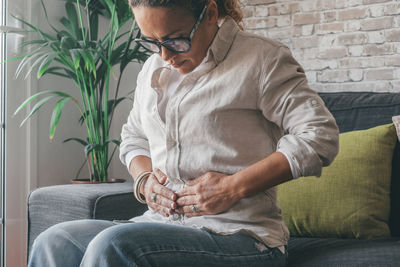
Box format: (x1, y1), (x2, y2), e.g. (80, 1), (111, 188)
(364, 43), (395, 55)
(363, 0), (391, 4)
(384, 3), (400, 15)
(293, 36), (319, 49)
(243, 6), (255, 18)
(323, 11), (337, 22)
(339, 57), (386, 68)
(344, 0), (363, 7)
(318, 47), (347, 59)
(395, 69), (400, 79)
(246, 0), (276, 5)
(369, 5), (385, 17)
(316, 22), (345, 34)
(292, 26), (303, 37)
(301, 59), (339, 71)
(244, 17), (276, 29)
(253, 5), (269, 17)
(267, 27), (294, 39)
(320, 35), (337, 47)
(344, 81), (393, 92)
(319, 0), (337, 10)
(385, 55), (400, 67)
(301, 47), (319, 60)
(302, 25), (315, 36)
(335, 0), (346, 9)
(306, 71), (317, 83)
(385, 29), (400, 42)
(348, 45), (364, 56)
(337, 33), (368, 45)
(318, 70), (350, 83)
(289, 3), (301, 14)
(276, 15), (291, 27)
(346, 21), (361, 31)
(294, 13), (321, 25)
(301, 1), (319, 12)
(268, 3), (300, 15)
(391, 81), (400, 91)
(338, 8), (368, 20)
(365, 68), (394, 80)
(367, 31), (385, 43)
(360, 17), (394, 31)
(349, 69), (364, 81)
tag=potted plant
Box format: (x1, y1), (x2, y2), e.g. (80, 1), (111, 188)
(5, 0), (149, 182)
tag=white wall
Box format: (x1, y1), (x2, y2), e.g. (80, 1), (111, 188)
(4, 0), (142, 265)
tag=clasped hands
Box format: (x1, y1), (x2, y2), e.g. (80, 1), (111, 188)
(141, 169), (238, 218)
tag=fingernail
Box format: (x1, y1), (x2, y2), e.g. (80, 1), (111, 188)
(171, 202), (176, 209)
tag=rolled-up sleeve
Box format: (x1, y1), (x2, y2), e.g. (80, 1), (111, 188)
(259, 46), (339, 179)
(119, 70), (151, 168)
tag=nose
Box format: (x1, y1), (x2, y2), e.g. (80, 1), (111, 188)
(160, 46), (176, 62)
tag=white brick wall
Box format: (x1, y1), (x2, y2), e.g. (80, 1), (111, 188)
(242, 0), (400, 92)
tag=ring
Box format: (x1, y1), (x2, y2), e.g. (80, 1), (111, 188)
(151, 193), (157, 202)
(192, 204), (200, 213)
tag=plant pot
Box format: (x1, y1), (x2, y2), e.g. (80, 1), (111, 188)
(71, 178), (126, 184)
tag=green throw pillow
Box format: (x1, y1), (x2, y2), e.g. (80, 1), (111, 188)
(278, 123), (397, 239)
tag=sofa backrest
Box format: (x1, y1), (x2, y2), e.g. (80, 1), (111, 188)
(319, 92), (400, 237)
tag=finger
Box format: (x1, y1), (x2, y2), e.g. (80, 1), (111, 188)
(153, 182), (177, 201)
(153, 169), (168, 185)
(147, 202), (174, 217)
(152, 193), (177, 210)
(176, 195), (196, 207)
(185, 211), (205, 218)
(176, 204), (202, 214)
(176, 186), (197, 197)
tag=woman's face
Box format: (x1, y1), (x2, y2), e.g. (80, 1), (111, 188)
(132, 3), (218, 74)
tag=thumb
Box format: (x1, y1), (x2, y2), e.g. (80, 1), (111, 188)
(153, 169), (168, 185)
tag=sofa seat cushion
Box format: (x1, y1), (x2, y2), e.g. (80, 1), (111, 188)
(287, 237), (400, 266)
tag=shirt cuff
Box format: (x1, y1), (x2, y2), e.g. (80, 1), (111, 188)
(124, 149), (151, 170)
(276, 134), (323, 179)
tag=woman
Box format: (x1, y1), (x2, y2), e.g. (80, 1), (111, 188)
(28, 0), (339, 266)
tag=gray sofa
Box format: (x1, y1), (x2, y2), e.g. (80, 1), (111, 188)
(27, 92), (400, 266)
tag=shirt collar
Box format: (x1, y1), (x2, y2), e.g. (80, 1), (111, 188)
(209, 16), (240, 65)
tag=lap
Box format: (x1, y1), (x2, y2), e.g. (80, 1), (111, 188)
(85, 222), (286, 266)
(34, 220), (286, 266)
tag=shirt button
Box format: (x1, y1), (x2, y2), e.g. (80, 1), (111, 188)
(311, 99), (318, 106)
(171, 213), (180, 221)
(167, 140), (176, 149)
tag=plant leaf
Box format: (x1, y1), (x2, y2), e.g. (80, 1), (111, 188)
(65, 2), (80, 39)
(63, 137), (88, 146)
(14, 90), (71, 116)
(19, 95), (55, 126)
(49, 97), (71, 140)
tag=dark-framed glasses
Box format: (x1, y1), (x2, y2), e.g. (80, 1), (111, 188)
(134, 4), (207, 54)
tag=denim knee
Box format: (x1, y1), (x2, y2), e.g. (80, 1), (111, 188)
(28, 222), (86, 267)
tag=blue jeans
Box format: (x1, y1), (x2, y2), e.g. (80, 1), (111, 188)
(28, 219), (287, 267)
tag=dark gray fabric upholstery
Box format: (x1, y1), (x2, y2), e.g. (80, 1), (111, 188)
(27, 182), (147, 255)
(287, 237), (400, 267)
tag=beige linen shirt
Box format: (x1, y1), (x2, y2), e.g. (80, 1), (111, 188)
(119, 17), (339, 249)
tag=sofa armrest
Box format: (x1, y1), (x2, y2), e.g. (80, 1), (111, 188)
(27, 182), (148, 256)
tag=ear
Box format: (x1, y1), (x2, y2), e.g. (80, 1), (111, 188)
(205, 0), (219, 26)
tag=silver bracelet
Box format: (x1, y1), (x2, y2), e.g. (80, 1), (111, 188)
(133, 171), (152, 204)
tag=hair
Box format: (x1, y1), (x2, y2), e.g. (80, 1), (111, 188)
(128, 0), (243, 29)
